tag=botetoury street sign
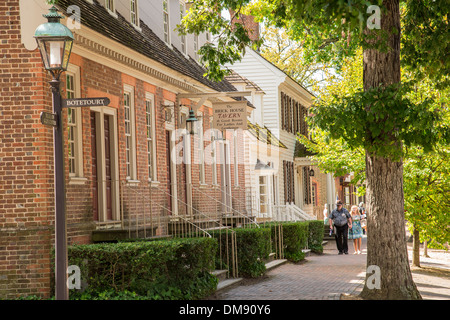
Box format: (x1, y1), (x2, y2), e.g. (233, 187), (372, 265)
(62, 97), (110, 108)
(40, 111), (58, 127)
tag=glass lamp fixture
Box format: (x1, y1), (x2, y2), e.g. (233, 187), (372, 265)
(34, 6), (74, 78)
(186, 107), (198, 135)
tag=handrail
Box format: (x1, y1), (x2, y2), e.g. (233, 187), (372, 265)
(122, 182), (215, 238)
(191, 183), (260, 228)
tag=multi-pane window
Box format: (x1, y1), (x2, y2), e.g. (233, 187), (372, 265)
(284, 160), (295, 204)
(259, 176), (267, 214)
(163, 0), (170, 43)
(180, 1), (186, 54)
(124, 92), (132, 179)
(145, 97), (155, 180)
(197, 113), (205, 184)
(281, 91), (307, 135)
(130, 0), (138, 26)
(67, 74), (76, 175)
(105, 0), (114, 11)
(193, 34), (198, 59)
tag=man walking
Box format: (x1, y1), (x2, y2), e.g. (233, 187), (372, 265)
(329, 200), (352, 254)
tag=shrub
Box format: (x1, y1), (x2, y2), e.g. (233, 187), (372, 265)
(67, 237), (218, 300)
(267, 222), (309, 262)
(211, 228), (271, 278)
(307, 220), (324, 253)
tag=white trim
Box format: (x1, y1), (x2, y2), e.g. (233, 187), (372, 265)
(145, 92), (157, 181)
(90, 106), (120, 223)
(66, 64), (84, 182)
(123, 84), (137, 181)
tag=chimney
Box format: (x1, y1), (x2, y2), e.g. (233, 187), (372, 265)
(229, 10), (260, 42)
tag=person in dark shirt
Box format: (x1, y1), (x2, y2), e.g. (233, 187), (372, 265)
(328, 200), (352, 254)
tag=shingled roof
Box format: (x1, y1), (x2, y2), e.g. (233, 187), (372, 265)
(56, 0), (237, 93)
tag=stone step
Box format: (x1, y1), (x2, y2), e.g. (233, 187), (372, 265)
(216, 277), (244, 292)
(211, 269), (228, 282)
(302, 249), (311, 257)
(265, 259), (287, 271)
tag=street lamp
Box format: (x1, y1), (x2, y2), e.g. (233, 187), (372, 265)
(185, 107), (198, 135)
(34, 6), (74, 300)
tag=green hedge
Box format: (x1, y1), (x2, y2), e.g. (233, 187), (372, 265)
(67, 237), (218, 300)
(264, 222), (308, 262)
(306, 220), (324, 253)
(211, 228), (271, 278)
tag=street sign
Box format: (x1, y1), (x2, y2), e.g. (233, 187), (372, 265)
(40, 111), (58, 127)
(213, 101), (248, 130)
(63, 97), (110, 108)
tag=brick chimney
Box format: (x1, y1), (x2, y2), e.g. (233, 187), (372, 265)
(229, 10), (260, 42)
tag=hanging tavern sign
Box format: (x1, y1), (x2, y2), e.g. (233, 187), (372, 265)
(213, 101), (248, 130)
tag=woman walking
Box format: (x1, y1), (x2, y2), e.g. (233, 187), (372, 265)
(348, 205), (363, 254)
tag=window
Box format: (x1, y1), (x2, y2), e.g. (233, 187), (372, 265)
(145, 94), (157, 181)
(130, 0), (138, 26)
(197, 112), (205, 184)
(284, 161), (295, 204)
(65, 65), (84, 181)
(105, 0), (114, 11)
(233, 130), (239, 187)
(163, 0), (170, 43)
(180, 1), (186, 54)
(259, 176), (267, 214)
(281, 91), (307, 135)
(193, 33), (198, 59)
(303, 166), (312, 205)
(124, 86), (136, 180)
(210, 118), (218, 185)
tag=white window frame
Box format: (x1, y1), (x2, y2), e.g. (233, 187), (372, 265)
(163, 0), (170, 44)
(124, 85), (137, 182)
(210, 117), (218, 186)
(233, 130), (239, 187)
(197, 111), (205, 185)
(130, 0), (139, 28)
(145, 92), (157, 182)
(193, 33), (199, 60)
(66, 64), (85, 184)
(179, 1), (186, 54)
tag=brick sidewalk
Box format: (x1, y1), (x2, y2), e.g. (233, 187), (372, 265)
(213, 236), (450, 300)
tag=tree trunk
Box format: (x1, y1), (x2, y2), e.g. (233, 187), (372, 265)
(412, 226), (420, 267)
(359, 0), (421, 299)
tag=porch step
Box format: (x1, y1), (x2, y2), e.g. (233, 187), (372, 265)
(265, 259), (287, 271)
(302, 249), (311, 257)
(211, 269), (228, 282)
(216, 277), (244, 292)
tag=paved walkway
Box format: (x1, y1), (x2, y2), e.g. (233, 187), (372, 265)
(212, 236), (450, 300)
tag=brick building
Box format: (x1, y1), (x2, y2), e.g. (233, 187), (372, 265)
(1, 0), (252, 299)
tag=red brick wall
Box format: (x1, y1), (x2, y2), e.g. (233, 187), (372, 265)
(0, 0), (54, 299)
(1, 2), (248, 299)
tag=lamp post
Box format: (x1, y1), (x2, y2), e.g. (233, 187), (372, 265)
(185, 107), (198, 135)
(34, 6), (74, 300)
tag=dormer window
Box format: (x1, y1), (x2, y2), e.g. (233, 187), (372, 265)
(130, 0), (139, 27)
(180, 1), (186, 54)
(163, 0), (170, 43)
(105, 0), (114, 12)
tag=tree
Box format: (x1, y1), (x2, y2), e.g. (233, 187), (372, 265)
(259, 26), (333, 91)
(300, 50), (449, 269)
(180, 0), (449, 299)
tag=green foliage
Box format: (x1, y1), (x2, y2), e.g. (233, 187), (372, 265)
(270, 222), (308, 262)
(306, 220), (325, 253)
(211, 228), (271, 278)
(309, 80), (449, 161)
(67, 237), (218, 300)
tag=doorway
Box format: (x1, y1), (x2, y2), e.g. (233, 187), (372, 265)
(90, 108), (119, 224)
